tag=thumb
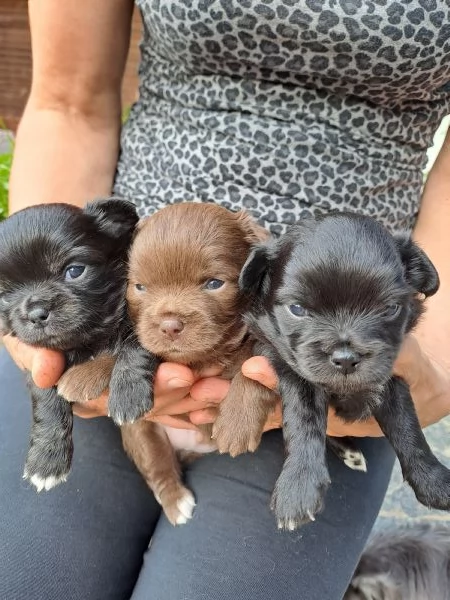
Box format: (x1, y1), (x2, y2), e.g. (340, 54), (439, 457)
(32, 349), (66, 389)
(242, 356), (278, 391)
(393, 335), (423, 388)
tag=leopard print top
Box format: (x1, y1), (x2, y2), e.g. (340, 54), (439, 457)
(114, 0), (450, 235)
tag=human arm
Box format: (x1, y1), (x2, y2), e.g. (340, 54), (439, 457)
(9, 0), (134, 213)
(5, 0), (132, 376)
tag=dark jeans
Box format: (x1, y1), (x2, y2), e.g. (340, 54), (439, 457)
(0, 350), (395, 600)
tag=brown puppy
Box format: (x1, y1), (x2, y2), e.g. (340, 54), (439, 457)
(121, 202), (278, 525)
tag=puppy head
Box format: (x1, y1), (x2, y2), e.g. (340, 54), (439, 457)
(0, 198), (138, 350)
(127, 202), (267, 365)
(240, 213), (438, 393)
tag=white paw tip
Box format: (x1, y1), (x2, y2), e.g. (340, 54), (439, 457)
(29, 473), (67, 492)
(176, 491), (196, 521)
(307, 510), (316, 522)
(343, 450), (367, 473)
(175, 513), (189, 526)
(277, 518), (298, 531)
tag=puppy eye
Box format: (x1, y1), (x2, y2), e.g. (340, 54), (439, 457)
(135, 283), (147, 292)
(382, 303), (401, 319)
(203, 278), (225, 290)
(288, 304), (308, 317)
(65, 265), (86, 281)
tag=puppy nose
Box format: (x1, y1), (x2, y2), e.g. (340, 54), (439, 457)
(160, 318), (184, 340)
(28, 306), (50, 325)
(330, 348), (361, 375)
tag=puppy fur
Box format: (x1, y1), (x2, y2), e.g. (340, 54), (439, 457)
(111, 202), (279, 525)
(240, 212), (448, 530)
(345, 523), (450, 600)
(0, 199), (138, 491)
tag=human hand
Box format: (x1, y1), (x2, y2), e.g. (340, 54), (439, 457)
(2, 335), (221, 429)
(242, 334), (450, 438)
(73, 363), (227, 429)
(3, 334), (65, 388)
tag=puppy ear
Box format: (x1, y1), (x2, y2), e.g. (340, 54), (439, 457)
(84, 197), (139, 241)
(394, 234), (440, 297)
(234, 210), (270, 244)
(239, 244), (271, 297)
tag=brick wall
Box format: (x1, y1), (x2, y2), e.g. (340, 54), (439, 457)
(0, 1), (142, 130)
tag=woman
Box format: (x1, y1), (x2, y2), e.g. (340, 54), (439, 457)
(1, 1), (450, 599)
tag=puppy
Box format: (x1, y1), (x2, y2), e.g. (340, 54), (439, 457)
(345, 523), (450, 600)
(109, 202), (279, 525)
(239, 212), (449, 530)
(0, 199), (138, 491)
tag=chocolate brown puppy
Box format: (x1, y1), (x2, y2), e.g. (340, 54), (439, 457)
(113, 202), (278, 525)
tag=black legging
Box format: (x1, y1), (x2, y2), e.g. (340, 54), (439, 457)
(0, 349), (395, 600)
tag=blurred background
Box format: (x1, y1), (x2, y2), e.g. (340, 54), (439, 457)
(1, 0), (449, 532)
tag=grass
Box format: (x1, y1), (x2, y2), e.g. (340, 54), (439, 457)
(0, 122), (13, 221)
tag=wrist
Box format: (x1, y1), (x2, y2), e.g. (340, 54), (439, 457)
(10, 104), (120, 213)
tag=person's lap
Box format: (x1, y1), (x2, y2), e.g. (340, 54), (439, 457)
(0, 349), (395, 600)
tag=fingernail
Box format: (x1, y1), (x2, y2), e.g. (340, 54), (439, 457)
(167, 377), (191, 389)
(244, 369), (264, 378)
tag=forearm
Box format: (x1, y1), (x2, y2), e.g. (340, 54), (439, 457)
(412, 129), (450, 369)
(9, 0), (135, 214)
(9, 103), (121, 213)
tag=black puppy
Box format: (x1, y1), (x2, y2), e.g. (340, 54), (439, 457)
(240, 212), (449, 530)
(345, 523), (450, 599)
(0, 199), (138, 491)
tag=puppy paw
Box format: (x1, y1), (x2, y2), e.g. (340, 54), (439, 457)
(271, 467), (330, 531)
(341, 448), (367, 473)
(212, 412), (263, 457)
(408, 463), (450, 511)
(108, 375), (153, 425)
(328, 437), (367, 473)
(211, 378), (271, 457)
(157, 486), (196, 526)
(24, 471), (68, 493)
(57, 355), (115, 403)
(23, 438), (73, 493)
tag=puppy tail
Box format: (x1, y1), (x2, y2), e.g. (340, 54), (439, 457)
(344, 523), (450, 600)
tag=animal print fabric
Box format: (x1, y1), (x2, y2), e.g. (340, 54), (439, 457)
(114, 0), (450, 235)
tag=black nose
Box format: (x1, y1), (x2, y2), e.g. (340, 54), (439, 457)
(28, 306), (50, 325)
(330, 348), (361, 375)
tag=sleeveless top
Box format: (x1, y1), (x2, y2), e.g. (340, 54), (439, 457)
(114, 0), (450, 235)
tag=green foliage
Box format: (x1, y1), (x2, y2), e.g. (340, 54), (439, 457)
(122, 105), (131, 124)
(0, 150), (11, 220)
(0, 122), (13, 221)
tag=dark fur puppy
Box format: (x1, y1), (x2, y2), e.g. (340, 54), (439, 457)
(240, 212), (448, 530)
(0, 199), (138, 491)
(345, 523), (450, 600)
(110, 202), (279, 525)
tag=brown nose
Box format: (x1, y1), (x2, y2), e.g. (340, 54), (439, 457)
(160, 318), (184, 340)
